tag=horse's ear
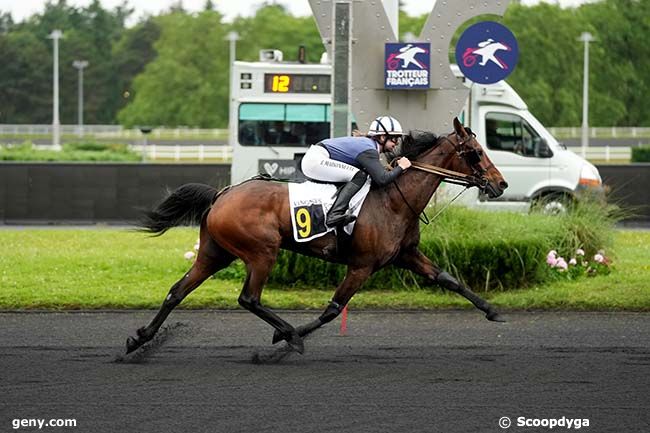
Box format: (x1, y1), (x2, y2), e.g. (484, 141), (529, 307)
(453, 117), (468, 138)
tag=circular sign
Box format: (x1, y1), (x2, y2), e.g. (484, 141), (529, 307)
(455, 21), (519, 84)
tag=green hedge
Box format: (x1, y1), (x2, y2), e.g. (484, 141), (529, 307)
(0, 142), (140, 162)
(631, 145), (650, 162)
(263, 198), (619, 292)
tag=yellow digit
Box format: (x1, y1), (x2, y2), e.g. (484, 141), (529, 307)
(296, 208), (311, 238)
(272, 75), (290, 92)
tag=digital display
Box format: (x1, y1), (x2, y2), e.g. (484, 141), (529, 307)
(264, 74), (330, 94)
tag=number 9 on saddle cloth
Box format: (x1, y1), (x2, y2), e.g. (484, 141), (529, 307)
(287, 178), (372, 242)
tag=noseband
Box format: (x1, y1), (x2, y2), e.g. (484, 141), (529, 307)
(410, 133), (491, 189)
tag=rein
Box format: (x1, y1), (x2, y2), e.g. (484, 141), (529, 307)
(393, 132), (488, 225)
(410, 161), (483, 188)
(408, 135), (488, 189)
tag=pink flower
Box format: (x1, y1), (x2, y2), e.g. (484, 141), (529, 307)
(546, 250), (558, 266)
(569, 258), (577, 266)
(576, 248), (585, 256)
(555, 257), (568, 271)
(594, 253), (605, 263)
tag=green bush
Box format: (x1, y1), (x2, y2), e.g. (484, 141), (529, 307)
(263, 197), (620, 292)
(63, 142), (131, 153)
(631, 145), (650, 162)
(0, 141), (140, 162)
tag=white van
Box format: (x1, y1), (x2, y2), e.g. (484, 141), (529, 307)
(438, 65), (603, 213)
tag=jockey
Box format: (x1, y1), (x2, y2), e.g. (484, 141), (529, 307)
(301, 115), (412, 228)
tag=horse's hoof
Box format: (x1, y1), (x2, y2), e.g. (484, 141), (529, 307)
(136, 327), (149, 339)
(486, 311), (507, 323)
(125, 336), (141, 354)
(287, 332), (305, 355)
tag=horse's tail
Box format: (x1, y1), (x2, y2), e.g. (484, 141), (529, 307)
(138, 183), (219, 236)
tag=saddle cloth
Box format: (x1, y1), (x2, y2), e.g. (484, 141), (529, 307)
(288, 179), (371, 242)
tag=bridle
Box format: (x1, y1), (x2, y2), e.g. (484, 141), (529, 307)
(409, 132), (492, 189)
(392, 131), (494, 225)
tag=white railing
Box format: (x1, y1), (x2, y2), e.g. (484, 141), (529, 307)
(566, 146), (631, 162)
(549, 126), (650, 139)
(0, 124), (123, 135)
(131, 144), (233, 161)
(0, 124), (227, 139)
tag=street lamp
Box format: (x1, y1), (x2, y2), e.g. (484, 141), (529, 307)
(72, 60), (89, 137)
(578, 32), (595, 158)
(225, 31), (239, 140)
(48, 29), (63, 150)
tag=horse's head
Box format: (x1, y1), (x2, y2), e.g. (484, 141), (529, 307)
(447, 118), (507, 198)
(403, 118), (507, 198)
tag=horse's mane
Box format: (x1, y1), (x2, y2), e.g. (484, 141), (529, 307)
(399, 130), (439, 159)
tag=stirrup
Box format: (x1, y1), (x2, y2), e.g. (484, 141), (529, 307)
(327, 213), (357, 228)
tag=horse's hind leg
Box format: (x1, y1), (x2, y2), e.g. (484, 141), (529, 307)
(126, 236), (235, 354)
(237, 258), (304, 354)
(395, 247), (505, 322)
(274, 266), (373, 342)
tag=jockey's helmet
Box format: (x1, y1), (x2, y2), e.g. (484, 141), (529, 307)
(368, 116), (405, 137)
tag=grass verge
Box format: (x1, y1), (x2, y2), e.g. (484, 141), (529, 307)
(0, 228), (648, 311)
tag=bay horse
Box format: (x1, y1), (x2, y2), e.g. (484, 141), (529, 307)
(126, 118), (508, 355)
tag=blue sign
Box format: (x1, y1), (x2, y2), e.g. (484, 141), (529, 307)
(455, 21), (519, 85)
(384, 43), (430, 89)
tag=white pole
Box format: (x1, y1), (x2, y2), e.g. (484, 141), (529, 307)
(73, 60), (89, 137)
(225, 31), (239, 143)
(579, 32), (595, 158)
(48, 30), (63, 150)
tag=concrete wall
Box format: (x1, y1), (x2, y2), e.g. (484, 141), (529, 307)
(0, 163), (230, 224)
(598, 164), (650, 222)
(0, 163), (647, 224)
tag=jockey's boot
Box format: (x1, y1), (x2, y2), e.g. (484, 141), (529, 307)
(326, 171), (367, 228)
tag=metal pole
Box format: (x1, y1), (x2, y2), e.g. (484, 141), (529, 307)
(73, 60), (89, 137)
(225, 31), (239, 142)
(383, 0), (399, 38)
(48, 30), (63, 150)
(331, 1), (352, 138)
(579, 32), (594, 158)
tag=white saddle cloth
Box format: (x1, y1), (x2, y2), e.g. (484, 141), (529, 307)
(287, 179), (371, 242)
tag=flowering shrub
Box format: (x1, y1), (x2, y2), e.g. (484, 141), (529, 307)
(183, 238), (200, 261)
(546, 248), (611, 279)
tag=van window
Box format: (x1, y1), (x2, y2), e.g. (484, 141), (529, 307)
(485, 112), (544, 157)
(239, 103), (328, 146)
(238, 103), (357, 147)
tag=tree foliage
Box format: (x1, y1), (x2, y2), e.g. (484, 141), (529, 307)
(1, 0), (649, 127)
(116, 10), (232, 127)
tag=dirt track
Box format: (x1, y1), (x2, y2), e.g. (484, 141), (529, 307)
(1, 310), (649, 432)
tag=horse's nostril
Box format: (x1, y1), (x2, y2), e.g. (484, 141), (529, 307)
(499, 181), (509, 190)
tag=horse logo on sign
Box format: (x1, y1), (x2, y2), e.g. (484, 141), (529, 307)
(385, 42), (430, 89)
(456, 21), (519, 84)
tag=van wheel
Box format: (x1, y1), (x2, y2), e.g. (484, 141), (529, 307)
(532, 193), (573, 216)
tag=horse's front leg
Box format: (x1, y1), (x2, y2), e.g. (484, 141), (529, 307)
(395, 247), (506, 322)
(273, 266), (373, 343)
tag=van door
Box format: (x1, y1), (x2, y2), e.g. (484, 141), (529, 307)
(479, 108), (552, 202)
